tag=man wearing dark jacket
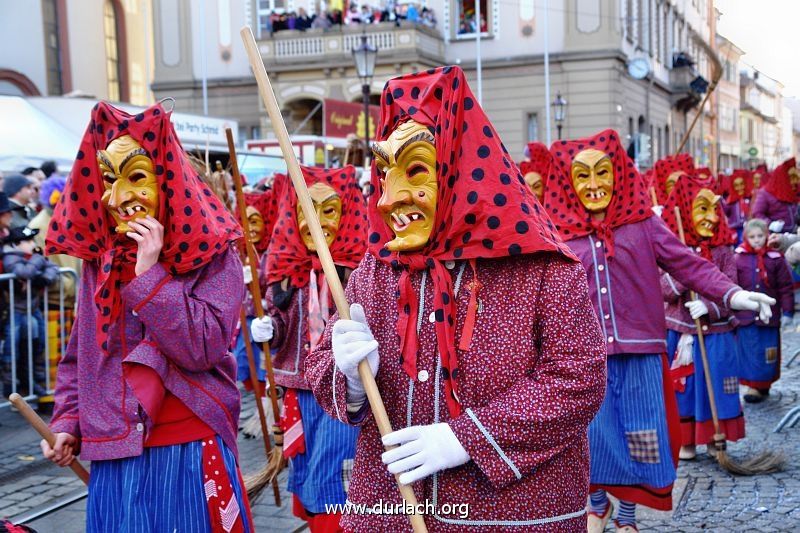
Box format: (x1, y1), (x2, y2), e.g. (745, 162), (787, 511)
(3, 174), (37, 229)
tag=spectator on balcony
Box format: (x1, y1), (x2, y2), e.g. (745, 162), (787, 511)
(346, 3), (362, 24)
(312, 10), (332, 29)
(329, 8), (343, 25)
(421, 6), (436, 27)
(296, 7), (314, 30)
(360, 5), (373, 23)
(405, 2), (419, 23)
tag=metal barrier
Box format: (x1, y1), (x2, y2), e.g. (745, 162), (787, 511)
(0, 268), (79, 409)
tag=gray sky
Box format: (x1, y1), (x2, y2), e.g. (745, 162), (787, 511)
(715, 0), (796, 97)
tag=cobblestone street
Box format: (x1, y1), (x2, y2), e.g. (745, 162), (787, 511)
(1, 332), (798, 532)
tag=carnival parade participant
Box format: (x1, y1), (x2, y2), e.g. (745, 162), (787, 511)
(249, 164), (365, 531)
(660, 174), (744, 461)
(735, 218), (794, 403)
(652, 153), (695, 205)
(42, 101), (254, 532)
(751, 163), (768, 204)
(722, 169), (752, 243)
(543, 130), (775, 532)
(518, 141), (551, 203)
(305, 66), (607, 532)
(752, 157), (800, 233)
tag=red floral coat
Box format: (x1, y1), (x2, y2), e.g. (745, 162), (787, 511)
(306, 252), (606, 531)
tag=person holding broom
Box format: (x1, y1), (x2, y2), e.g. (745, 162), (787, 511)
(661, 174), (745, 460)
(542, 130), (774, 533)
(41, 101), (254, 532)
(305, 66), (607, 532)
(249, 164), (366, 531)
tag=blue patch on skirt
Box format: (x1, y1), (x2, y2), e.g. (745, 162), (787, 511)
(736, 323), (780, 384)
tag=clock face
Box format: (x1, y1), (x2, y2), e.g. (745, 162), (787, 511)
(628, 58), (651, 79)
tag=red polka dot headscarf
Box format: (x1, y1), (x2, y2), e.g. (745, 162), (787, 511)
(653, 153), (695, 204)
(763, 157), (798, 203)
(519, 141), (552, 184)
(266, 164), (367, 288)
(661, 173), (733, 259)
(243, 188), (279, 253)
(544, 129), (652, 258)
(723, 169), (753, 204)
(45, 101), (242, 354)
(368, 65), (576, 418)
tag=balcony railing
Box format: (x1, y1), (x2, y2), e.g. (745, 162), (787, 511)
(257, 22), (445, 66)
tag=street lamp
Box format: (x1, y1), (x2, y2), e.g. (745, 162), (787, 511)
(352, 31), (378, 166)
(552, 92), (567, 140)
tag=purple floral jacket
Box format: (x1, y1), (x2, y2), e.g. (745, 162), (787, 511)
(50, 246), (245, 461)
(752, 189), (798, 233)
(734, 247), (794, 328)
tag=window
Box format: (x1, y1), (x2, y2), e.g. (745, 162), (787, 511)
(626, 0), (634, 42)
(720, 105), (736, 132)
(455, 0), (489, 37)
(526, 113), (538, 143)
(746, 118), (755, 144)
(104, 1), (121, 101)
(637, 0), (644, 49)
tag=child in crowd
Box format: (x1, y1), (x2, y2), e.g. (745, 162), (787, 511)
(0, 227), (60, 397)
(735, 219), (794, 403)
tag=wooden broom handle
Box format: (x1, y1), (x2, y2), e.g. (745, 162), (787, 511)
(672, 207), (724, 438)
(226, 128), (283, 425)
(9, 393), (90, 484)
(240, 26), (427, 531)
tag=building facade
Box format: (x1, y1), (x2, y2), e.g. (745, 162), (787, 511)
(0, 0), (153, 106)
(148, 0), (721, 167)
(739, 66), (783, 169)
(715, 33), (742, 171)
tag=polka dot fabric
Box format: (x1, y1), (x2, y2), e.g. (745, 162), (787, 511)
(45, 101), (242, 354)
(544, 129), (652, 258)
(266, 164), (366, 288)
(652, 153), (695, 204)
(661, 173), (733, 259)
(763, 157), (798, 203)
(519, 141), (552, 186)
(369, 66), (575, 418)
(243, 188), (279, 253)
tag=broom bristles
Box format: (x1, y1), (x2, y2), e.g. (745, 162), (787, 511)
(244, 446), (287, 501)
(715, 449), (786, 476)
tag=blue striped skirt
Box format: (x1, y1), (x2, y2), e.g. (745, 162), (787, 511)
(589, 353), (675, 489)
(287, 389), (359, 514)
(87, 436), (251, 533)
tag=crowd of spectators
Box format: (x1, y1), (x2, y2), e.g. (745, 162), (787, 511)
(264, 2), (436, 34)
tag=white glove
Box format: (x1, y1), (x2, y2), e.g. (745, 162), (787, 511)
(651, 205), (664, 217)
(381, 423), (470, 485)
(685, 299), (709, 319)
(730, 290), (776, 323)
(768, 220), (785, 233)
(243, 265), (253, 285)
(250, 316), (274, 343)
(781, 315), (794, 329)
(675, 333), (694, 367)
(332, 303), (379, 407)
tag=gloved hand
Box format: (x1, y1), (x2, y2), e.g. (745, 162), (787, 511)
(332, 303), (379, 407)
(250, 316), (274, 343)
(243, 265), (253, 285)
(381, 423), (470, 485)
(675, 333), (694, 367)
(651, 205), (664, 217)
(768, 220), (785, 233)
(730, 290), (776, 323)
(781, 314), (794, 329)
(685, 299), (709, 319)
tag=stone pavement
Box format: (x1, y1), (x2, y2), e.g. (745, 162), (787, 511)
(1, 334), (799, 532)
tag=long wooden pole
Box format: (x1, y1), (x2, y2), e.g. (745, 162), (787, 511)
(240, 26), (427, 532)
(226, 129), (284, 506)
(9, 393), (90, 484)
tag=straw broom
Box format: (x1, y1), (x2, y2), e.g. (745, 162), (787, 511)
(672, 206), (784, 475)
(240, 25), (428, 532)
(225, 129), (287, 502)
